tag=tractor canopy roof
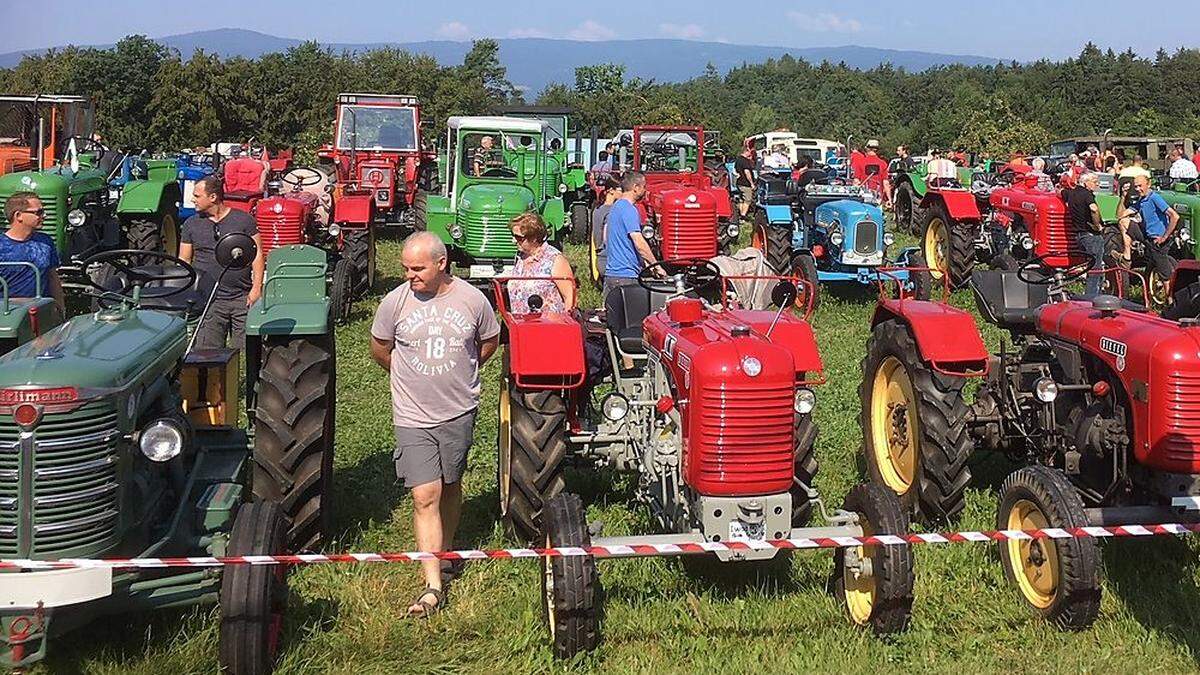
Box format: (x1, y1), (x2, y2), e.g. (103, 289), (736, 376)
(1054, 135), (1193, 144)
(337, 93), (419, 107)
(448, 116), (550, 135)
(0, 94), (91, 105)
(495, 105), (573, 116)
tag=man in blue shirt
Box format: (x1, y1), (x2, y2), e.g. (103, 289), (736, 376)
(1119, 175), (1179, 278)
(0, 192), (63, 310)
(603, 171), (658, 299)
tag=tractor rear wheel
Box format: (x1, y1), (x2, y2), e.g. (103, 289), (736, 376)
(921, 203), (975, 289)
(412, 191), (429, 232)
(894, 183), (924, 236)
(790, 414), (819, 527)
(126, 209), (180, 262)
(860, 320), (973, 524)
(568, 203), (590, 246)
(498, 370), (569, 541)
(1146, 257), (1177, 309)
(329, 257), (353, 325)
(752, 210), (793, 275)
(253, 336), (336, 551)
(904, 250), (934, 301)
(997, 465), (1100, 629)
(541, 493), (600, 658)
(343, 229), (375, 298)
(218, 500), (290, 675)
(834, 483), (914, 635)
(792, 252), (820, 312)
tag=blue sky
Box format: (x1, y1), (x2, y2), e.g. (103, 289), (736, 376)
(9, 0), (1200, 61)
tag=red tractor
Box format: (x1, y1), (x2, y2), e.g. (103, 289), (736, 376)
(860, 255), (1200, 627)
(318, 93), (438, 297)
(496, 261), (915, 657)
(621, 126), (737, 259)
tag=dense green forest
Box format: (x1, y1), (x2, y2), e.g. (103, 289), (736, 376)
(3, 35), (1199, 157)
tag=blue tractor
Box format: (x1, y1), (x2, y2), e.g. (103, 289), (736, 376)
(175, 152), (220, 220)
(751, 170), (930, 309)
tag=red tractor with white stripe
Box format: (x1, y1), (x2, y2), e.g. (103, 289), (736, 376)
(622, 126), (737, 259)
(495, 261), (914, 657)
(860, 255), (1200, 628)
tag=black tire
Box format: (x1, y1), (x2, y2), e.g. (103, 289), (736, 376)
(568, 203), (590, 246)
(1101, 230), (1128, 298)
(860, 320), (973, 523)
(752, 210), (793, 275)
(541, 493), (600, 658)
(790, 414), (819, 527)
(499, 374), (569, 541)
(1165, 278), (1200, 319)
(219, 501), (290, 675)
(997, 465), (1101, 629)
(905, 250), (934, 301)
(412, 191), (429, 232)
(253, 336), (336, 551)
(343, 228), (375, 298)
(833, 483), (914, 635)
(329, 257), (353, 325)
(895, 182), (924, 236)
(792, 252), (820, 312)
(922, 202), (975, 289)
(126, 209), (180, 262)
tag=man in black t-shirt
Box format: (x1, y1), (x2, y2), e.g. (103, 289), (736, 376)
(734, 146), (756, 220)
(181, 175), (265, 349)
(792, 155), (823, 190)
(1063, 173), (1105, 297)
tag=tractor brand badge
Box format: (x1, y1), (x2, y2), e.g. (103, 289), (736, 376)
(677, 352), (691, 371)
(0, 387), (78, 405)
(1175, 203), (1190, 215)
(1100, 337), (1127, 371)
(1001, 197), (1010, 207)
(663, 335), (677, 358)
(1022, 202), (1036, 211)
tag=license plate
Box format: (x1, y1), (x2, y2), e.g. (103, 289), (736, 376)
(468, 264), (513, 279)
(729, 520), (764, 542)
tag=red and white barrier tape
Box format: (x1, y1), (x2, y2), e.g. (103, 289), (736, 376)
(2, 523), (1197, 570)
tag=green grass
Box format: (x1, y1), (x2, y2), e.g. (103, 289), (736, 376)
(42, 221), (1200, 674)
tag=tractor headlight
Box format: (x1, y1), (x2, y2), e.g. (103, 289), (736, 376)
(794, 388), (816, 414)
(601, 393), (630, 421)
(1179, 226), (1192, 243)
(67, 209), (87, 228)
(883, 232), (895, 246)
(559, 183), (568, 194)
(1034, 377), (1059, 403)
(1021, 234), (1035, 250)
(450, 224), (464, 239)
(177, 170), (186, 180)
(328, 223), (342, 238)
(726, 222), (740, 238)
(139, 419), (185, 462)
(641, 225), (656, 240)
(830, 230), (845, 247)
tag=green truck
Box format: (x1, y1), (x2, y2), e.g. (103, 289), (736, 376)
(424, 116), (566, 283)
(496, 106), (591, 244)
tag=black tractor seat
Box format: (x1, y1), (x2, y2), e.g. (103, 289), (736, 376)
(970, 269), (1050, 331)
(758, 174), (795, 206)
(605, 285), (670, 355)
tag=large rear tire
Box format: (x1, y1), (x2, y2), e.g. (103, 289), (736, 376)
(253, 336), (336, 551)
(218, 501), (290, 675)
(126, 209), (180, 262)
(921, 202), (975, 289)
(894, 182), (923, 236)
(541, 493), (600, 658)
(568, 203), (590, 246)
(860, 320), (973, 523)
(834, 483), (914, 635)
(329, 257), (353, 325)
(343, 228), (375, 298)
(412, 191), (429, 232)
(752, 210), (793, 275)
(498, 371), (569, 541)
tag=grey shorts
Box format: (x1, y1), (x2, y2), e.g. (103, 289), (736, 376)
(739, 185), (754, 203)
(393, 410), (477, 488)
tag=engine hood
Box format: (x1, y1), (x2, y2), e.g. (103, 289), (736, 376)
(814, 198), (881, 226)
(459, 183), (535, 213)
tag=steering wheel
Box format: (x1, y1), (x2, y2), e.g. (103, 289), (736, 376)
(637, 259), (722, 296)
(1016, 251), (1093, 287)
(84, 249), (197, 299)
(482, 166), (517, 178)
(60, 135), (106, 160)
(283, 166), (325, 189)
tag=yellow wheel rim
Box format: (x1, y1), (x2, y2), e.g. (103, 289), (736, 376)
(1004, 498), (1058, 609)
(498, 375), (513, 515)
(1148, 269), (1169, 307)
(163, 213), (179, 257)
(843, 519), (877, 625)
(924, 217), (948, 280)
(870, 356), (919, 495)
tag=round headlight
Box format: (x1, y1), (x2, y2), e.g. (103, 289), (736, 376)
(794, 388), (816, 414)
(830, 230), (845, 247)
(328, 223), (342, 237)
(1022, 235), (1035, 250)
(641, 225), (656, 239)
(883, 232), (895, 246)
(67, 209), (87, 228)
(601, 393), (629, 421)
(1180, 227), (1192, 243)
(450, 225), (464, 239)
(558, 183), (568, 194)
(741, 356), (762, 377)
(178, 170), (186, 180)
(1035, 377), (1059, 403)
(139, 419), (184, 462)
(726, 222), (740, 237)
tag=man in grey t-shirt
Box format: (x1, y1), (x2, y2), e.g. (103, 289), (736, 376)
(369, 231), (500, 617)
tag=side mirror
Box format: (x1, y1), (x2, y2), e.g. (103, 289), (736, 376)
(771, 280), (798, 308)
(527, 294), (544, 313)
(549, 138), (563, 151)
(215, 232), (258, 270)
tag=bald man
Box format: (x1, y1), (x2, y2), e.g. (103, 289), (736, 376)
(370, 231), (500, 617)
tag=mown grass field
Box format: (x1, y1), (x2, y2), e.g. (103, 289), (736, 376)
(44, 221), (1200, 674)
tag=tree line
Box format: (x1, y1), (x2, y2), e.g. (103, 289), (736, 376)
(4, 36), (1199, 159)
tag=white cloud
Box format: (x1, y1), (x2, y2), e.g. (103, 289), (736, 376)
(508, 28), (552, 39)
(436, 21), (472, 40)
(659, 23), (705, 40)
(567, 20), (616, 41)
(787, 11), (864, 33)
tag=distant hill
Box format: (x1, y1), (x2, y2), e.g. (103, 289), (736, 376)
(0, 28), (1004, 93)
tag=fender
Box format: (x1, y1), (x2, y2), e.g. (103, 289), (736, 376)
(540, 196), (566, 232)
(871, 300), (988, 375)
(502, 312), (586, 389)
(762, 204), (793, 226)
(116, 178), (178, 215)
(246, 244), (330, 338)
(333, 192), (374, 226)
(922, 188), (981, 221)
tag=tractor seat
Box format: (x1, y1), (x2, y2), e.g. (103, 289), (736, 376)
(223, 157), (267, 197)
(969, 269), (1050, 330)
(605, 285), (669, 354)
(758, 174), (794, 205)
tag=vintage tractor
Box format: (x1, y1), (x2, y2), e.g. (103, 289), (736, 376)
(620, 126), (736, 260)
(109, 152), (184, 257)
(496, 106), (592, 245)
(423, 116), (566, 284)
(860, 253), (1200, 627)
(750, 171), (930, 309)
(176, 151), (221, 221)
(0, 237), (336, 672)
(495, 261), (915, 657)
(0, 95), (95, 177)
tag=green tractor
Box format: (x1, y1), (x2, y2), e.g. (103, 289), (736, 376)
(0, 239), (336, 673)
(892, 160), (999, 234)
(496, 106), (591, 244)
(424, 116), (566, 283)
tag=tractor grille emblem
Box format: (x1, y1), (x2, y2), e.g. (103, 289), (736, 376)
(1100, 337), (1127, 371)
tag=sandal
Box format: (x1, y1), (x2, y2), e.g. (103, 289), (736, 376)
(440, 560), (467, 586)
(406, 586), (446, 619)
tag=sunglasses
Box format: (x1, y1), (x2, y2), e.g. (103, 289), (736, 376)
(20, 209), (45, 218)
(512, 233), (529, 242)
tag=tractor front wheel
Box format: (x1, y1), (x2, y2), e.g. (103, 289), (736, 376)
(498, 369), (569, 541)
(903, 250), (934, 301)
(860, 320), (973, 523)
(343, 229), (375, 298)
(834, 483), (914, 635)
(894, 183), (924, 236)
(218, 500), (290, 675)
(752, 210), (793, 275)
(1146, 257), (1177, 309)
(921, 203), (975, 289)
(568, 203), (590, 246)
(253, 336), (336, 551)
(792, 252), (820, 311)
(790, 414), (819, 527)
(997, 465), (1101, 629)
(329, 257), (353, 325)
(541, 493), (600, 658)
(412, 191), (429, 232)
